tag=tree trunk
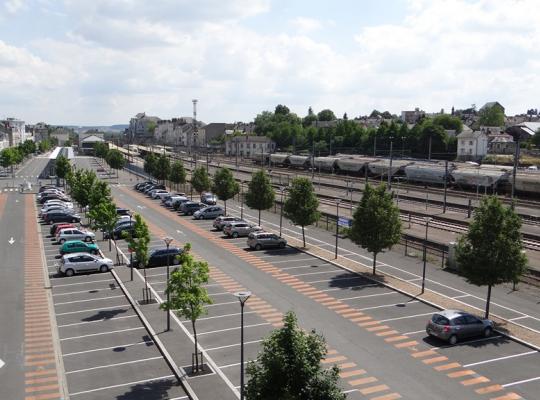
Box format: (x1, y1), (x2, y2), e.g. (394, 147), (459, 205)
(485, 284), (492, 318)
(108, 237), (111, 252)
(372, 252), (377, 275)
(258, 209), (261, 226)
(302, 226), (306, 248)
(224, 200), (227, 215)
(192, 319), (199, 372)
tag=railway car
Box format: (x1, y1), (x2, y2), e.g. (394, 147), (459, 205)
(288, 155), (311, 169)
(336, 156), (376, 175)
(404, 162), (455, 185)
(368, 159), (414, 177)
(269, 153), (290, 167)
(451, 167), (509, 189)
(513, 172), (540, 194)
(313, 157), (340, 172)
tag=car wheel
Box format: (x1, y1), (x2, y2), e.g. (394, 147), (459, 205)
(59, 238), (66, 244)
(448, 335), (458, 345)
(65, 268), (75, 277)
(483, 327), (493, 338)
(279, 242), (285, 248)
(255, 244), (262, 251)
(232, 232), (239, 238)
(92, 250), (99, 255)
(99, 265), (109, 273)
(85, 236), (92, 242)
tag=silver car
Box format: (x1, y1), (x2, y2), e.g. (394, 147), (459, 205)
(247, 232), (287, 250)
(224, 222), (262, 238)
(57, 228), (96, 244)
(193, 206), (224, 220)
(57, 253), (113, 277)
(213, 216), (244, 231)
(426, 310), (494, 345)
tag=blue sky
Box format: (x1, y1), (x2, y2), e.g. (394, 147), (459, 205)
(0, 0), (539, 125)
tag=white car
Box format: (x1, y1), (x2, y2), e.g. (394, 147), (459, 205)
(156, 191), (170, 200)
(43, 200), (73, 209)
(57, 253), (113, 277)
(41, 203), (74, 215)
(151, 189), (168, 199)
(56, 228), (95, 244)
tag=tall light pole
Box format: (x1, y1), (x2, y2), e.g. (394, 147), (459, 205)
(387, 137), (394, 189)
(421, 217), (432, 294)
(129, 212), (134, 281)
(335, 199), (341, 259)
(240, 181), (244, 219)
(279, 187), (285, 237)
(163, 236), (174, 331)
(401, 136), (405, 158)
(511, 137), (520, 208)
(234, 291), (251, 400)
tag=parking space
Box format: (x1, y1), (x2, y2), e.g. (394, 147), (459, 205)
(36, 203), (188, 400)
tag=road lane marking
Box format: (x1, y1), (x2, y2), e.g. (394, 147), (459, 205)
(69, 374), (175, 396)
(62, 340), (153, 357)
(206, 339), (263, 352)
(60, 326), (144, 341)
(57, 314), (137, 327)
(463, 351), (538, 368)
(54, 294), (125, 305)
(55, 303), (130, 316)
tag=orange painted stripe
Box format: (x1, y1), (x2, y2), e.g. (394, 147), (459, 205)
(376, 330), (399, 337)
(328, 304), (349, 310)
(341, 311), (365, 318)
(266, 316), (284, 323)
(320, 300), (342, 306)
(321, 355), (347, 364)
(340, 369), (366, 378)
(259, 312), (282, 319)
(475, 385), (504, 394)
(25, 359), (56, 367)
(25, 353), (55, 361)
(24, 392), (61, 400)
(25, 347), (54, 354)
(371, 393), (402, 400)
(359, 384), (389, 395)
(335, 308), (356, 314)
(25, 383), (59, 393)
(395, 340), (418, 349)
(352, 316), (373, 322)
(461, 376), (490, 386)
(366, 325), (390, 332)
(358, 320), (381, 327)
(25, 376), (59, 385)
(490, 393), (522, 400)
(339, 362), (357, 369)
(24, 341), (53, 348)
(447, 370), (476, 378)
(309, 293), (331, 300)
(349, 376), (378, 386)
(423, 356), (449, 365)
(384, 335), (408, 343)
(434, 362), (461, 371)
(327, 349), (338, 355)
(411, 349), (437, 358)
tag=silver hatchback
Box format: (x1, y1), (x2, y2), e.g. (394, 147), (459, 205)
(247, 232), (287, 250)
(213, 216), (244, 231)
(224, 222), (262, 238)
(426, 310), (494, 345)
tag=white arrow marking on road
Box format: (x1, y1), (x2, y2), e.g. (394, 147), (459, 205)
(176, 230), (185, 235)
(0, 358), (5, 369)
(136, 205), (146, 209)
(8, 237), (15, 245)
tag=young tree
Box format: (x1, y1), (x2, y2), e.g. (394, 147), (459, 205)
(88, 180), (112, 211)
(456, 196), (527, 318)
(124, 214), (151, 290)
(0, 148), (17, 173)
(105, 149), (126, 177)
(478, 105), (505, 127)
(94, 142), (109, 159)
(245, 170), (275, 225)
(191, 166), (211, 195)
(144, 153), (158, 178)
(55, 155), (71, 187)
(154, 154), (171, 183)
(349, 184), (402, 275)
(70, 169), (97, 212)
(283, 177), (320, 247)
(170, 161), (187, 192)
(212, 167), (239, 214)
(245, 311), (345, 400)
(88, 200), (118, 251)
(160, 243), (212, 373)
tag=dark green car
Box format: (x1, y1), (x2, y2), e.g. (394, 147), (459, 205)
(60, 240), (100, 255)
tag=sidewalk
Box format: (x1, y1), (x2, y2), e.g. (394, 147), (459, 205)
(99, 241), (238, 400)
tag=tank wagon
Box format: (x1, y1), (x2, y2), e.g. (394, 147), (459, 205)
(404, 162), (455, 185)
(368, 159), (414, 177)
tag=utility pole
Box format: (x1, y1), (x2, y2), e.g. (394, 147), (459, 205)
(191, 99), (198, 157)
(511, 138), (520, 208)
(428, 135), (432, 161)
(387, 137), (393, 189)
(443, 160), (448, 213)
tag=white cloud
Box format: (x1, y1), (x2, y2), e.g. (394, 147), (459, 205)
(4, 0), (24, 14)
(290, 17), (323, 34)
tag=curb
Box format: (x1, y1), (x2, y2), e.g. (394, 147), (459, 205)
(110, 269), (199, 400)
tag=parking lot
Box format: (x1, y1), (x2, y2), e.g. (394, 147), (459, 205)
(121, 184), (540, 400)
(39, 211), (188, 399)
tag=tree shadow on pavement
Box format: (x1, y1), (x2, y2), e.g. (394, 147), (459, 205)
(327, 272), (381, 291)
(82, 308), (128, 322)
(422, 334), (509, 349)
(116, 377), (180, 400)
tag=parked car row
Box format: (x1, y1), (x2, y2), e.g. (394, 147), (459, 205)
(38, 185), (113, 277)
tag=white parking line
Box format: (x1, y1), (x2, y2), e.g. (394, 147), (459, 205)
(180, 311), (256, 323)
(509, 316), (530, 321)
(51, 278), (113, 286)
(53, 287), (114, 296)
(56, 303), (129, 316)
(378, 312), (433, 323)
(463, 351), (538, 367)
(198, 322), (270, 336)
(206, 339), (263, 352)
(63, 340), (153, 357)
(206, 300), (239, 307)
(338, 292), (398, 301)
(58, 315), (137, 328)
(55, 294), (125, 305)
(61, 327), (144, 341)
(502, 376), (540, 388)
(403, 329), (426, 336)
(308, 275), (365, 285)
(219, 361), (249, 369)
(452, 295), (470, 299)
(321, 283), (379, 292)
(355, 300), (420, 312)
(69, 373), (174, 395)
(280, 263), (330, 271)
(268, 258), (314, 263)
(291, 270), (341, 277)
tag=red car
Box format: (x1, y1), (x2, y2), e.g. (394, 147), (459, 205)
(50, 223), (75, 236)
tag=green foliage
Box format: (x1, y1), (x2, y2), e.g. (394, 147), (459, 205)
(69, 169), (97, 210)
(38, 139), (51, 153)
(284, 177), (320, 247)
(478, 105), (505, 127)
(0, 147), (18, 168)
(274, 104), (290, 115)
(349, 184), (402, 274)
(154, 154), (171, 181)
(146, 120), (157, 134)
(303, 106), (318, 127)
(144, 153), (158, 177)
(88, 180), (112, 210)
(245, 170), (275, 225)
(88, 200), (118, 250)
(432, 114), (463, 133)
(317, 109), (336, 121)
(105, 149), (126, 171)
(245, 311), (345, 400)
(55, 155), (71, 180)
(531, 129), (540, 148)
(169, 161), (187, 185)
(456, 196), (527, 317)
(94, 142), (109, 159)
(160, 243), (212, 371)
(20, 140), (37, 155)
(212, 167), (239, 214)
(124, 214), (151, 268)
(191, 166), (211, 194)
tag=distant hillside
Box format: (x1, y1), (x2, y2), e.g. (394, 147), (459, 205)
(64, 124), (128, 134)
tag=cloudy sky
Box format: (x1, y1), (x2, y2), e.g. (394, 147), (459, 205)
(1, 0), (539, 125)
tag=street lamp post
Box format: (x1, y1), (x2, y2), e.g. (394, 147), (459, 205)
(388, 137), (394, 189)
(240, 181), (244, 219)
(234, 291), (251, 400)
(163, 236), (174, 331)
(129, 212), (134, 282)
(335, 199), (341, 259)
(279, 187), (285, 237)
(421, 217), (432, 294)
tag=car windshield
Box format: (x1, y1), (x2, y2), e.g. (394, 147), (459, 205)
(431, 314), (450, 325)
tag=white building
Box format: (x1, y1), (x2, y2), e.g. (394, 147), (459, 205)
(225, 135), (276, 157)
(155, 118), (198, 147)
(457, 130), (488, 161)
(1, 117), (27, 146)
